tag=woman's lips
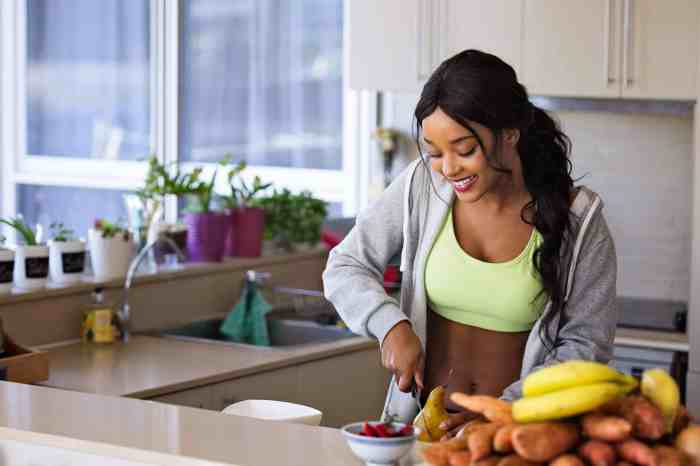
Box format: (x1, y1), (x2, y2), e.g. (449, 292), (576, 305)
(452, 175), (478, 193)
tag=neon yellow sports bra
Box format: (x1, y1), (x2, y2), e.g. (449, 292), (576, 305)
(425, 208), (547, 332)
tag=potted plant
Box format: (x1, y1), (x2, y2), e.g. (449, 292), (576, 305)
(222, 161), (272, 258)
(133, 155), (201, 255)
(252, 189), (328, 254)
(88, 219), (134, 281)
(0, 217), (49, 290)
(182, 159), (230, 262)
(0, 235), (14, 294)
(48, 222), (86, 285)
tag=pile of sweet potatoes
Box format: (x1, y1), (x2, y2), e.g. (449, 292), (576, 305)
(421, 395), (699, 466)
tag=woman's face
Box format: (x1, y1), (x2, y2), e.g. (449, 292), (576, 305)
(421, 107), (518, 203)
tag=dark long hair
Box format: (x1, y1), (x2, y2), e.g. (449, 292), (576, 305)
(413, 49), (574, 350)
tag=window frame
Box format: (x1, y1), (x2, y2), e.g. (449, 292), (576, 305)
(0, 0), (373, 231)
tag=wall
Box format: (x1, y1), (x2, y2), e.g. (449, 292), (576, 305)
(0, 252), (327, 347)
(382, 93), (693, 302)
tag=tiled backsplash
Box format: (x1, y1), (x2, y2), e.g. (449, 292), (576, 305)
(385, 94), (693, 302)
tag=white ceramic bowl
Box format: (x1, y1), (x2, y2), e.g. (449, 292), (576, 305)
(341, 421), (418, 466)
(221, 400), (322, 426)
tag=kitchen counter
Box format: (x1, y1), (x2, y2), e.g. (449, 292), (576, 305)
(0, 381), (397, 466)
(39, 334), (377, 398)
(615, 327), (689, 352)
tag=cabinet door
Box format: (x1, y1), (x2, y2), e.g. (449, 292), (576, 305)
(522, 0), (622, 97)
(210, 366), (299, 412)
(296, 349), (391, 428)
(149, 385), (213, 410)
(622, 0), (699, 100)
(445, 1), (523, 76)
(347, 0), (427, 92)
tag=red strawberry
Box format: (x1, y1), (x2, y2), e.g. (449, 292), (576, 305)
(399, 425), (414, 437)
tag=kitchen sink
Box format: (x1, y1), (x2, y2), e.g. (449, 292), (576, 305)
(154, 317), (356, 348)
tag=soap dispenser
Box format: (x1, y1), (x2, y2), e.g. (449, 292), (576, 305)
(81, 287), (120, 343)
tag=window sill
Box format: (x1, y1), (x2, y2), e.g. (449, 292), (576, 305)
(0, 248), (329, 306)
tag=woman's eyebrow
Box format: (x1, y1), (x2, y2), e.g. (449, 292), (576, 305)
(423, 135), (476, 145)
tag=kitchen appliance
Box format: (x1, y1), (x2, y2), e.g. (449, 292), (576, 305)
(613, 297), (688, 402)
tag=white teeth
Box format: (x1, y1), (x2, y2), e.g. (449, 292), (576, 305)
(454, 175), (476, 188)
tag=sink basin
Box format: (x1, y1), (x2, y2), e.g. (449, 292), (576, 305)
(156, 318), (356, 348)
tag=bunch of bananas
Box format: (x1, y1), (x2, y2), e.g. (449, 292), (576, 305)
(513, 361), (639, 423)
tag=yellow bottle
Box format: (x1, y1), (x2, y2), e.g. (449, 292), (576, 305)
(81, 288), (119, 343)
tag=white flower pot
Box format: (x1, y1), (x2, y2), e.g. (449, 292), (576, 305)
(13, 244), (49, 290)
(0, 249), (15, 294)
(48, 239), (87, 285)
(88, 229), (134, 281)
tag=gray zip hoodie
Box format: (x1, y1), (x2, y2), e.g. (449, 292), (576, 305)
(322, 158), (618, 422)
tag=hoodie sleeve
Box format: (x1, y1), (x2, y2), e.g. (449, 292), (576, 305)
(501, 212), (618, 401)
(322, 162), (420, 346)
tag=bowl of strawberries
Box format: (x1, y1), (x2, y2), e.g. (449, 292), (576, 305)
(341, 419), (419, 466)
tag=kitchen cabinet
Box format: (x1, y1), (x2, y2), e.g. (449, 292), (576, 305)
(347, 0), (521, 92)
(148, 349), (390, 427)
(150, 385), (213, 410)
(210, 366), (300, 412)
(522, 0), (699, 100)
(296, 349), (390, 428)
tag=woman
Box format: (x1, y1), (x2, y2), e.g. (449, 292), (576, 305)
(322, 50), (617, 437)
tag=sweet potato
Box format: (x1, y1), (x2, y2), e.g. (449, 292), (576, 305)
(451, 394), (515, 424)
(512, 422), (580, 462)
(447, 450), (472, 466)
(582, 413), (632, 442)
(578, 440), (617, 466)
(422, 444), (450, 466)
(494, 424), (517, 453)
(602, 396), (665, 440)
(474, 456), (503, 466)
(442, 435), (469, 452)
(654, 446), (683, 466)
(549, 454), (585, 466)
(617, 440), (658, 466)
(675, 425), (700, 466)
(469, 423), (504, 461)
(672, 406), (692, 436)
(498, 453), (542, 466)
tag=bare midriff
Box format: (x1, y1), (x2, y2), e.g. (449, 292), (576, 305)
(422, 308), (530, 412)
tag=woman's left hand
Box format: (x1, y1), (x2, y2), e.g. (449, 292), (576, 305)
(438, 411), (478, 440)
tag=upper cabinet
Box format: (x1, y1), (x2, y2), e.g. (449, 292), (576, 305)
(522, 0), (699, 100)
(347, 0), (522, 93)
(623, 0), (699, 100)
(521, 0), (622, 98)
(347, 0), (699, 100)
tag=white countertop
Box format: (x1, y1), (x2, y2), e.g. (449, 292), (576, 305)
(614, 327), (689, 352)
(0, 381), (408, 466)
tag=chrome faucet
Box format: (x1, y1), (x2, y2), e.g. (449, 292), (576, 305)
(119, 235), (187, 342)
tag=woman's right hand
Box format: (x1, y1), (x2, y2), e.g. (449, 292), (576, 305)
(381, 321), (424, 392)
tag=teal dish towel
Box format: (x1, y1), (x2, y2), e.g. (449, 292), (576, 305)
(219, 281), (272, 346)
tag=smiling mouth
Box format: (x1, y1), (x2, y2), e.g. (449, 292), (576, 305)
(452, 175), (478, 191)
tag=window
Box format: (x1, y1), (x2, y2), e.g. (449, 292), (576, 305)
(1, 0), (357, 241)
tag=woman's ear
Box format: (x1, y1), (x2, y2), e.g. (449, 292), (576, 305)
(503, 128), (520, 146)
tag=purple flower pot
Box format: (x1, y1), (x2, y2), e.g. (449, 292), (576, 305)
(226, 207), (265, 258)
(184, 212), (230, 262)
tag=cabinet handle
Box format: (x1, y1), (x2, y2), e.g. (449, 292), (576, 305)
(622, 0), (634, 87)
(604, 0), (616, 84)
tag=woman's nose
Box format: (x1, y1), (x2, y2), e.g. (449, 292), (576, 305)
(442, 154), (461, 178)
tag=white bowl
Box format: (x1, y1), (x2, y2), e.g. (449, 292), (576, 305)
(341, 421), (418, 466)
(221, 400), (322, 426)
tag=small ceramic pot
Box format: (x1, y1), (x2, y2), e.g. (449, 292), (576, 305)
(88, 229), (134, 281)
(0, 249), (15, 294)
(48, 239), (87, 285)
(13, 244), (49, 290)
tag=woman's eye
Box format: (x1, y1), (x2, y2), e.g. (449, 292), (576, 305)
(459, 146), (477, 157)
(427, 152), (441, 159)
